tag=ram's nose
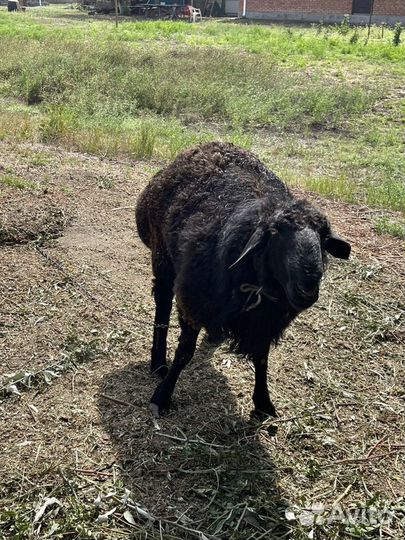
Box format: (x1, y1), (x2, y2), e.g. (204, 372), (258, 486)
(295, 283), (319, 299)
(286, 282), (320, 311)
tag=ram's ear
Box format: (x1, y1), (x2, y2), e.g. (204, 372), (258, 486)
(229, 228), (267, 269)
(325, 233), (351, 259)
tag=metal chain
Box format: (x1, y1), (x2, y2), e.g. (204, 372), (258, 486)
(33, 244), (170, 330)
(0, 244), (173, 398)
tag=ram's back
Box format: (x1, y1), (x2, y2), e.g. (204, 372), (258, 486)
(136, 142), (290, 252)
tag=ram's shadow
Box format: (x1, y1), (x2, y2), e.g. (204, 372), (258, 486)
(98, 335), (290, 538)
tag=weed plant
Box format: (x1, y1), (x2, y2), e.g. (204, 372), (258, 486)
(393, 22), (403, 45)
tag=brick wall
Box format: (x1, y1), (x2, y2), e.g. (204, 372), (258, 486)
(240, 1), (351, 14)
(374, 0), (405, 16)
(240, 0), (405, 17)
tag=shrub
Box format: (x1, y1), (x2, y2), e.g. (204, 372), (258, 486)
(39, 106), (76, 143)
(350, 28), (359, 44)
(337, 15), (352, 35)
(393, 22), (402, 46)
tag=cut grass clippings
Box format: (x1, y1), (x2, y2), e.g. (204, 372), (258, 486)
(0, 132), (403, 540)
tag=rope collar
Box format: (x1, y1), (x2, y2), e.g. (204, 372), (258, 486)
(240, 283), (278, 312)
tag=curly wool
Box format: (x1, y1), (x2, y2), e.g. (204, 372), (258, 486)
(136, 142), (332, 356)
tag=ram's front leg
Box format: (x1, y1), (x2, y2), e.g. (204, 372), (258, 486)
(251, 355), (277, 419)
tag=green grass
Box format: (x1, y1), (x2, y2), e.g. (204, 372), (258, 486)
(1, 7), (403, 63)
(302, 175), (357, 203)
(0, 40), (382, 130)
(0, 174), (36, 190)
(374, 216), (405, 239)
(260, 123), (405, 213)
(0, 6), (403, 212)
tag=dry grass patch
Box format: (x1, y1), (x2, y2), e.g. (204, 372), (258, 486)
(0, 191), (68, 246)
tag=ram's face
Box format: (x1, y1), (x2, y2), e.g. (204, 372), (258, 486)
(230, 212), (351, 313)
(269, 226), (324, 312)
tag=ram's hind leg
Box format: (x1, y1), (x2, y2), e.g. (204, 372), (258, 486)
(150, 315), (200, 417)
(150, 258), (174, 378)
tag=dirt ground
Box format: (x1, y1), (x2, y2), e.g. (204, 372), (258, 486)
(0, 140), (404, 540)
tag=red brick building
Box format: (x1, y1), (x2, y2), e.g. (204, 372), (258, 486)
(232, 1), (405, 24)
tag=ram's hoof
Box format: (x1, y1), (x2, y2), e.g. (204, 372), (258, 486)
(150, 402), (161, 418)
(251, 408), (277, 420)
(250, 409), (278, 436)
(266, 424), (278, 436)
(150, 400), (171, 418)
(150, 384), (172, 417)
